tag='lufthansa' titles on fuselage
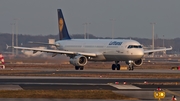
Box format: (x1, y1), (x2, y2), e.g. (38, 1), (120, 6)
(109, 41), (122, 45)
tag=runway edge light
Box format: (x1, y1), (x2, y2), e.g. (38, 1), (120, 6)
(172, 95), (177, 101)
(157, 87), (161, 91)
(123, 81), (126, 85)
(144, 80), (147, 84)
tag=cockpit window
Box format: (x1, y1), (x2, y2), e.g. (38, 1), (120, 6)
(128, 45), (142, 49)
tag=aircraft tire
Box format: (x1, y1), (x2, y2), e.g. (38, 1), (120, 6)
(80, 66), (84, 70)
(117, 64), (120, 70)
(112, 64), (116, 70)
(75, 66), (80, 70)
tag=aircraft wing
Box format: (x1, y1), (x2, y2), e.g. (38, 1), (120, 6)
(144, 46), (172, 55)
(7, 45), (97, 57)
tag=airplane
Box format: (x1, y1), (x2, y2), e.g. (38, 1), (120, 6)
(7, 9), (172, 71)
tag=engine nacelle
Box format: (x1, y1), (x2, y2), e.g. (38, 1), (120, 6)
(133, 59), (143, 67)
(125, 59), (143, 67)
(69, 56), (88, 66)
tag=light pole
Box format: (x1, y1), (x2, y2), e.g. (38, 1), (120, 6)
(150, 22), (156, 57)
(163, 35), (164, 47)
(110, 19), (115, 39)
(162, 35), (165, 57)
(14, 18), (18, 55)
(87, 23), (90, 39)
(83, 22), (90, 39)
(11, 23), (15, 56)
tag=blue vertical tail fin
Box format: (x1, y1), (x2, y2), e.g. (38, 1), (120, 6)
(57, 9), (71, 40)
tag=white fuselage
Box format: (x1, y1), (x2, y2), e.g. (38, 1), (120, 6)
(55, 39), (144, 61)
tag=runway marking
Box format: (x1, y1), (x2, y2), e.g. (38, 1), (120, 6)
(0, 85), (23, 90)
(109, 84), (141, 89)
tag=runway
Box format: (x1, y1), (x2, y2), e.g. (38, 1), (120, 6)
(0, 76), (179, 90)
(0, 76), (180, 83)
(0, 68), (180, 91)
(0, 68), (180, 101)
(0, 76), (179, 100)
(0, 99), (138, 101)
(4, 68), (180, 73)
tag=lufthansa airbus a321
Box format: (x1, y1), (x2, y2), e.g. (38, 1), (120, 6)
(7, 9), (172, 71)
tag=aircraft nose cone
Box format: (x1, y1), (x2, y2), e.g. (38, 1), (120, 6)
(136, 49), (144, 56)
(139, 49), (144, 56)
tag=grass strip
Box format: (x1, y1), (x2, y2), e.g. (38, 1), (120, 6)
(0, 90), (137, 100)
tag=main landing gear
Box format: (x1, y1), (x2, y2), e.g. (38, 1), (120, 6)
(75, 66), (84, 70)
(111, 61), (120, 70)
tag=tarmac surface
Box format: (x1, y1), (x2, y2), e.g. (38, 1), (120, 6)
(0, 68), (180, 101)
(0, 76), (179, 90)
(0, 99), (150, 101)
(4, 68), (180, 73)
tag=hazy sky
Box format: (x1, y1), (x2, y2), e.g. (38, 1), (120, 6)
(0, 0), (180, 39)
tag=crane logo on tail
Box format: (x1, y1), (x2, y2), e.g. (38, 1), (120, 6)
(59, 18), (64, 33)
(59, 18), (64, 40)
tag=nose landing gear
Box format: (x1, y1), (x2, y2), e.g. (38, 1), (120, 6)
(128, 64), (134, 71)
(126, 60), (134, 71)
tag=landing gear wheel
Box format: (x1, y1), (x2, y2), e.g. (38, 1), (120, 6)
(80, 66), (84, 70)
(111, 64), (120, 70)
(75, 66), (80, 70)
(117, 64), (120, 70)
(112, 64), (116, 70)
(75, 66), (84, 70)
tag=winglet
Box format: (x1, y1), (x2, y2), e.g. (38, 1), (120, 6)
(6, 44), (12, 49)
(167, 46), (173, 50)
(170, 46), (173, 50)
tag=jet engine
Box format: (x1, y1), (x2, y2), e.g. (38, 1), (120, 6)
(69, 55), (88, 66)
(126, 58), (143, 67)
(133, 58), (143, 66)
